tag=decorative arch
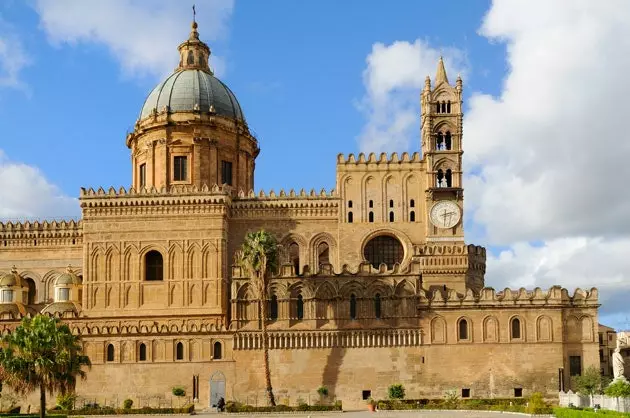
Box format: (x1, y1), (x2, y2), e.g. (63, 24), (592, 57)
(310, 232), (337, 271)
(360, 229), (412, 270)
(536, 315), (553, 342)
(482, 315), (499, 342)
(581, 315), (594, 342)
(565, 315), (581, 343)
(394, 280), (415, 296)
(186, 243), (202, 279)
(339, 281), (365, 298)
(280, 234), (307, 275)
(430, 316), (446, 344)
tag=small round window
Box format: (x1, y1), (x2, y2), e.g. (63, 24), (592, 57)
(363, 235), (404, 269)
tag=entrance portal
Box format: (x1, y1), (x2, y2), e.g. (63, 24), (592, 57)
(209, 371), (226, 408)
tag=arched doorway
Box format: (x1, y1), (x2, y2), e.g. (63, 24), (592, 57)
(209, 371), (226, 408)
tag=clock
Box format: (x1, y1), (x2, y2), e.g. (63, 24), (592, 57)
(429, 201), (461, 229)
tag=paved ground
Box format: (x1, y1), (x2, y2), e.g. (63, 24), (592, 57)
(194, 411), (539, 418)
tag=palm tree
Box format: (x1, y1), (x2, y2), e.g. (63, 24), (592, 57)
(0, 315), (91, 418)
(235, 230), (279, 407)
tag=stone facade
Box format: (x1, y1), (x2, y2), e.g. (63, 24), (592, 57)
(0, 22), (599, 410)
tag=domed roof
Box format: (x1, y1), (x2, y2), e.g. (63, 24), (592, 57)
(41, 301), (81, 318)
(0, 267), (24, 288)
(56, 266), (81, 286)
(139, 70), (245, 122)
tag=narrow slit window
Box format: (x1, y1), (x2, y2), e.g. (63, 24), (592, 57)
(348, 212), (353, 223)
(369, 212), (374, 223)
(369, 200), (373, 208)
(374, 294), (381, 319)
(297, 295), (304, 320)
(410, 199), (415, 208)
(389, 211), (394, 222)
(410, 211), (415, 222)
(139, 163), (146, 188)
(348, 200), (353, 208)
(213, 341), (222, 360)
(350, 294), (357, 320)
(270, 295), (278, 320)
(176, 342), (184, 360)
(221, 160), (233, 186)
(106, 344), (115, 362)
(139, 343), (147, 361)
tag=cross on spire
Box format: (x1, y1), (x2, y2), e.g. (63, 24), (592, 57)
(193, 4), (196, 22)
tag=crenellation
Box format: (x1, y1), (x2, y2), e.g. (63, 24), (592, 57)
(337, 151), (423, 166)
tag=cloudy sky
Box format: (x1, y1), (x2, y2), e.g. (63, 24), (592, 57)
(1, 0), (629, 329)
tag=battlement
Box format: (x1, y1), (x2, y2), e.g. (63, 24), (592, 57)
(80, 184), (231, 198)
(0, 219), (82, 247)
(337, 152), (423, 166)
(235, 188), (337, 200)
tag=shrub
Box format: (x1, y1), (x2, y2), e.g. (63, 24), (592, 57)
(122, 399), (133, 409)
(171, 387), (186, 397)
(317, 386), (329, 397)
(525, 392), (552, 414)
(605, 380), (630, 399)
(388, 384), (405, 400)
(296, 402), (309, 411)
(56, 393), (77, 411)
(444, 390), (459, 409)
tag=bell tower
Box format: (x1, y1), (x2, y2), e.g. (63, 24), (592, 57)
(421, 58), (464, 241)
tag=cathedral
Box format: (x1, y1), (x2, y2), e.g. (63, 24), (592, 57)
(0, 21), (599, 409)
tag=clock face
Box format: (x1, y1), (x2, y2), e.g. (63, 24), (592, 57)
(429, 201), (461, 229)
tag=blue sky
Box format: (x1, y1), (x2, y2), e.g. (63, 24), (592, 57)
(1, 0), (630, 330)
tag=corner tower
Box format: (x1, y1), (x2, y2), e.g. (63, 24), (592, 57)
(126, 21), (259, 193)
(421, 58), (464, 241)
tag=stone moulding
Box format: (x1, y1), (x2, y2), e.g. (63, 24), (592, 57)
(337, 152), (422, 165)
(235, 187), (337, 200)
(233, 329), (422, 350)
(0, 219), (83, 245)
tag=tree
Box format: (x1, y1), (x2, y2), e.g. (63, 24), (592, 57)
(0, 315), (91, 418)
(235, 230), (279, 406)
(574, 366), (607, 404)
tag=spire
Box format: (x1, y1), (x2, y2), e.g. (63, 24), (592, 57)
(435, 56), (449, 86)
(176, 11), (212, 74)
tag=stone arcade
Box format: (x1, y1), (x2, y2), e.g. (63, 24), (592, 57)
(0, 21), (598, 409)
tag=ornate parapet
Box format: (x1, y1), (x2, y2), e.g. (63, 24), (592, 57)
(419, 286), (598, 308)
(417, 243), (486, 276)
(0, 219), (82, 247)
(231, 188), (338, 219)
(79, 184), (231, 217)
(336, 152), (422, 166)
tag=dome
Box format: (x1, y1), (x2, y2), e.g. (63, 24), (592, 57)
(56, 268), (81, 286)
(0, 267), (24, 288)
(41, 301), (81, 317)
(139, 70), (245, 122)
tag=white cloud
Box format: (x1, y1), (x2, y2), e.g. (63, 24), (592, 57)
(0, 152), (79, 221)
(34, 0), (234, 78)
(465, 0), (630, 244)
(355, 0), (630, 327)
(357, 40), (466, 152)
(0, 22), (30, 90)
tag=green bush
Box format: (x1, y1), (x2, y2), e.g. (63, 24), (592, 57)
(122, 399), (133, 409)
(525, 392), (552, 414)
(223, 402), (342, 413)
(554, 407), (630, 417)
(56, 393), (77, 411)
(444, 390), (459, 409)
(64, 404), (194, 415)
(171, 386), (186, 397)
(605, 380), (630, 399)
(388, 383), (405, 400)
(317, 386), (329, 397)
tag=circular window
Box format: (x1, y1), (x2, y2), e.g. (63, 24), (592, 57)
(363, 235), (404, 269)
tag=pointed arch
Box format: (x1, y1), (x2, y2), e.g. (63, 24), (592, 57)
(186, 242), (202, 279)
(457, 316), (472, 342)
(536, 315), (553, 342)
(310, 232), (337, 271)
(483, 315), (499, 342)
(431, 316), (446, 344)
(339, 280), (365, 298)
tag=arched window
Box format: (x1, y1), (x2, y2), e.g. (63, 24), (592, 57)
(436, 169), (444, 187)
(445, 169), (453, 187)
(348, 200), (353, 208)
(348, 212), (353, 223)
(441, 101), (446, 113)
(106, 344), (115, 362)
(187, 50), (194, 65)
(25, 278), (36, 305)
(437, 132), (444, 150)
(369, 212), (374, 223)
(213, 341), (222, 360)
(58, 288), (70, 301)
(389, 211), (394, 222)
(297, 294), (304, 320)
(436, 102), (441, 113)
(369, 200), (374, 208)
(363, 235), (404, 269)
(410, 199), (415, 208)
(318, 242), (330, 266)
(374, 294), (382, 319)
(458, 319), (469, 340)
(389, 199), (394, 208)
(410, 211), (416, 222)
(447, 101), (451, 113)
(176, 342), (184, 360)
(289, 243), (300, 275)
(511, 318), (521, 339)
(445, 132), (452, 150)
(145, 251), (164, 281)
(350, 294), (357, 320)
(139, 343), (147, 361)
(269, 295), (278, 320)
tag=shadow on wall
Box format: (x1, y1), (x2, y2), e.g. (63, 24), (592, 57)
(321, 346), (347, 403)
